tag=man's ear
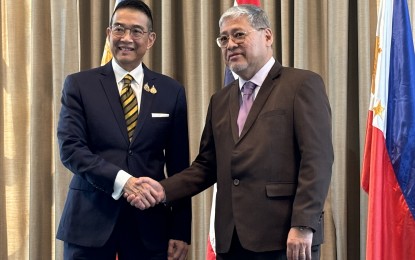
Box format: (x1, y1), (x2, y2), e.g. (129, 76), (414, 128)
(264, 28), (273, 47)
(147, 32), (157, 50)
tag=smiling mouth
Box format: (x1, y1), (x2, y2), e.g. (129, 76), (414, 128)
(118, 47), (134, 51)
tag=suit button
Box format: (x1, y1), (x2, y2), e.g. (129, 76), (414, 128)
(233, 179), (240, 186)
(128, 150), (133, 155)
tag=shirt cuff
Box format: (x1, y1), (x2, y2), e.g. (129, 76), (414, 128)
(111, 170), (132, 200)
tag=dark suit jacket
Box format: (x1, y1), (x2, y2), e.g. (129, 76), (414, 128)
(162, 61), (333, 253)
(56, 62), (191, 249)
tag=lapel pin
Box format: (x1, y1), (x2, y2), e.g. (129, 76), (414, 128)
(144, 83), (157, 94)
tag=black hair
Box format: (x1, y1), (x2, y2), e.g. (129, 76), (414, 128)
(109, 0), (154, 31)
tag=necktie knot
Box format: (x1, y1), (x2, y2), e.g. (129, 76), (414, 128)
(242, 81), (256, 96)
(124, 74), (133, 85)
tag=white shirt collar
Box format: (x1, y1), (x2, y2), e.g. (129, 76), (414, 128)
(111, 59), (144, 85)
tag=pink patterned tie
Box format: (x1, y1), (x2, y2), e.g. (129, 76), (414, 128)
(237, 81), (257, 135)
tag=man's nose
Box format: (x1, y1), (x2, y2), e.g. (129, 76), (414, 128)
(121, 29), (133, 40)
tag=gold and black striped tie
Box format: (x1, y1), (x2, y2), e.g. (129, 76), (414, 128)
(120, 74), (138, 141)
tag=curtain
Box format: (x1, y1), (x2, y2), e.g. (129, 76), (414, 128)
(1, 0), (414, 259)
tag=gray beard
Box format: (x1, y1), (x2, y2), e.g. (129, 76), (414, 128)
(229, 63), (248, 73)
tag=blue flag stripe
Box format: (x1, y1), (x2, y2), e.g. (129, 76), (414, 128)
(224, 66), (235, 86)
(386, 0), (415, 219)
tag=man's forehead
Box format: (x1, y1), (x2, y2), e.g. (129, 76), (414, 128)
(220, 20), (252, 34)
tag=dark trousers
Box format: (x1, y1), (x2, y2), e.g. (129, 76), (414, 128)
(64, 202), (167, 260)
(216, 229), (320, 260)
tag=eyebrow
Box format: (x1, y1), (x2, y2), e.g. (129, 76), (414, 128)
(219, 28), (245, 35)
(112, 22), (145, 30)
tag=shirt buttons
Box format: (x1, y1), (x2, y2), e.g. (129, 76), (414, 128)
(128, 150), (133, 155)
(233, 179), (240, 186)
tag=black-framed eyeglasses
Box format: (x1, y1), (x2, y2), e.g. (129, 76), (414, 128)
(216, 28), (266, 48)
(109, 25), (149, 39)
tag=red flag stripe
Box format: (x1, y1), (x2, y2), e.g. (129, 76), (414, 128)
(363, 112), (415, 259)
(236, 0), (261, 5)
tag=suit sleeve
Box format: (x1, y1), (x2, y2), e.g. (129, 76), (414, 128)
(161, 96), (218, 202)
(164, 86), (192, 243)
(291, 73), (334, 231)
(57, 75), (121, 194)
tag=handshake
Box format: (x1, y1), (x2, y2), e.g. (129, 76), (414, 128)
(122, 177), (166, 210)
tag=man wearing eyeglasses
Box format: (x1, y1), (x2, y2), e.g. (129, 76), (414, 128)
(56, 1), (191, 259)
(127, 4), (333, 260)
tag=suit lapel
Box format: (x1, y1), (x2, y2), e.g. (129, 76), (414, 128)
(99, 63), (130, 145)
(229, 81), (242, 143)
(238, 63), (282, 140)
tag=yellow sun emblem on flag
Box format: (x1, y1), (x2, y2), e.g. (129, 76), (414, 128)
(373, 100), (385, 117)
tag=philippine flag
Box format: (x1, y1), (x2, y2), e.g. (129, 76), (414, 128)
(361, 0), (415, 259)
(206, 1), (261, 259)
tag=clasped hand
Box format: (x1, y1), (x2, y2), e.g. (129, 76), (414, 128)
(123, 177), (165, 210)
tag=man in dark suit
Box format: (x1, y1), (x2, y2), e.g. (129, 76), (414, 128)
(56, 1), (191, 259)
(127, 4), (333, 260)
